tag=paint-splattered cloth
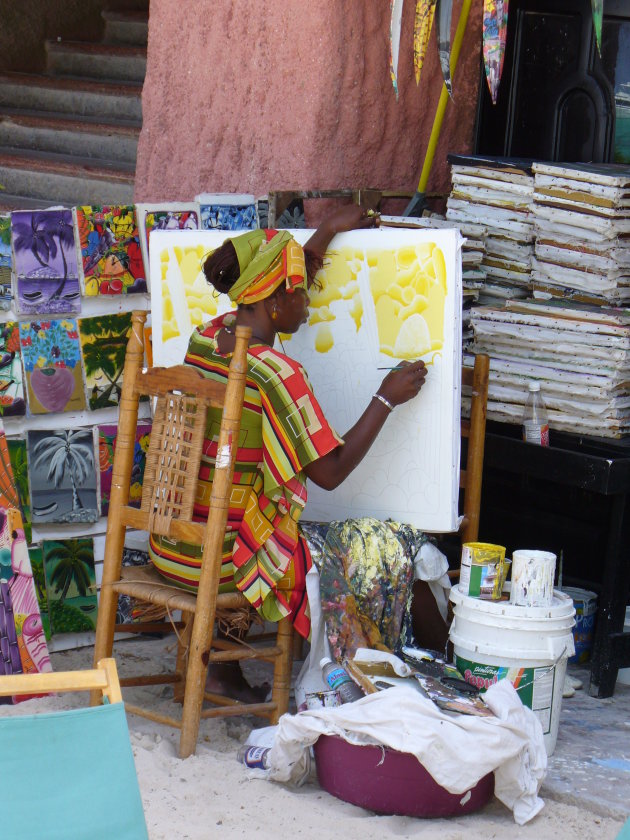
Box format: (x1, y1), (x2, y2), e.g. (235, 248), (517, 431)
(300, 517), (430, 660)
(149, 313), (343, 639)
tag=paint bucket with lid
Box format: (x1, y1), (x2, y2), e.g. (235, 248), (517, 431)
(561, 587), (598, 664)
(510, 550), (556, 608)
(449, 583), (575, 755)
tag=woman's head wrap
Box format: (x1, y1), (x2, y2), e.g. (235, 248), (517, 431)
(227, 229), (307, 305)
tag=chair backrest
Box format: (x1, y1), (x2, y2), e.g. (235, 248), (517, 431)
(459, 353), (490, 545)
(108, 311), (250, 546)
(0, 659), (148, 840)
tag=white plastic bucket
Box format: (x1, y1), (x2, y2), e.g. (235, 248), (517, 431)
(449, 583), (575, 755)
(561, 587), (598, 664)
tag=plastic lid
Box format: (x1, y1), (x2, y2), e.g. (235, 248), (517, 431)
(319, 657), (332, 668)
(528, 381), (540, 391)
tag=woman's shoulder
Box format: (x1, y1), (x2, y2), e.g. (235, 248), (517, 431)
(248, 342), (307, 380)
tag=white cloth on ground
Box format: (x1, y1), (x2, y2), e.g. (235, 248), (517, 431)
(268, 679), (546, 825)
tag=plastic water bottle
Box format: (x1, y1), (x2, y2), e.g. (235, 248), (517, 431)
(237, 745), (271, 769)
(320, 657), (364, 703)
(522, 382), (549, 446)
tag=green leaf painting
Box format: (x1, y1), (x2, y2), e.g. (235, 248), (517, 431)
(43, 538), (97, 635)
(79, 312), (132, 410)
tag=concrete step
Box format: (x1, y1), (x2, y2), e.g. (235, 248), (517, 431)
(0, 110), (139, 164)
(0, 73), (142, 121)
(0, 149), (135, 205)
(0, 193), (71, 211)
(102, 10), (149, 46)
(46, 40), (147, 83)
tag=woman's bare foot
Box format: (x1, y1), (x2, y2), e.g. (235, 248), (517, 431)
(204, 662), (270, 704)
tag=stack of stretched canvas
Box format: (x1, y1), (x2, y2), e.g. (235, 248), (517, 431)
(531, 162), (630, 305)
(446, 155), (535, 305)
(469, 299), (630, 438)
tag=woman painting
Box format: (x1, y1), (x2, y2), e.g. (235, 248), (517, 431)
(149, 206), (440, 700)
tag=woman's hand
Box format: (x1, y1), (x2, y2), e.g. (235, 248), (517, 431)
(377, 360), (427, 407)
(326, 204), (380, 235)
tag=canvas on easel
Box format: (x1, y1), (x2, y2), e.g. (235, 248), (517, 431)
(149, 227), (462, 532)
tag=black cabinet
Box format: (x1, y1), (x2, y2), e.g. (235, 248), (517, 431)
(479, 422), (630, 698)
(475, 0), (630, 165)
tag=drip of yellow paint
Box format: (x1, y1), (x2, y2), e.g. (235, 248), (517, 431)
(315, 324), (334, 353)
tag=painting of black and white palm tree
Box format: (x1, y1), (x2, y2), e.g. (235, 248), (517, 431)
(27, 428), (98, 524)
(11, 209), (80, 315)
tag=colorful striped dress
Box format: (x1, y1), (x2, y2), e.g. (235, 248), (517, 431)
(149, 313), (343, 639)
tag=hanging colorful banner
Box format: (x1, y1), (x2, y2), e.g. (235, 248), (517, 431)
(483, 0), (509, 105)
(390, 0), (405, 98)
(414, 0), (437, 85)
(436, 0), (453, 96)
(591, 0), (603, 56)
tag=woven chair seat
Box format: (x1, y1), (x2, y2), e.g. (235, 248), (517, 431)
(114, 565), (249, 613)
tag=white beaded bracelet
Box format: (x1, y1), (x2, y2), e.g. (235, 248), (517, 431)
(373, 393), (394, 412)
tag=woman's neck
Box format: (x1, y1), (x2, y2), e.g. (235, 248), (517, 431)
(233, 308), (275, 346)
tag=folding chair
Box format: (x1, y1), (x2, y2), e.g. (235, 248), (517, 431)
(0, 658), (148, 840)
(93, 311), (294, 758)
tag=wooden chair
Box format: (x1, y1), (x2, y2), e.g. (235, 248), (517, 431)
(0, 659), (148, 839)
(92, 311), (294, 758)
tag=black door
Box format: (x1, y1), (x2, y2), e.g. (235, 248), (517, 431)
(474, 0), (630, 163)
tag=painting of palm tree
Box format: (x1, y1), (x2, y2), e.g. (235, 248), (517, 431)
(78, 312), (132, 409)
(0, 214), (12, 309)
(27, 428), (98, 524)
(7, 439), (31, 543)
(11, 209), (80, 315)
(43, 538), (97, 634)
(27, 546), (50, 640)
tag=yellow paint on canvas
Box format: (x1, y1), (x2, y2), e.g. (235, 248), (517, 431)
(305, 248), (366, 352)
(367, 242), (446, 361)
(160, 245), (219, 342)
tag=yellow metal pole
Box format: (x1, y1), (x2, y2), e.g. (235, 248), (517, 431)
(417, 0), (474, 194)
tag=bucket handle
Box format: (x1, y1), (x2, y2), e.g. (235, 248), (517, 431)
(514, 646), (567, 694)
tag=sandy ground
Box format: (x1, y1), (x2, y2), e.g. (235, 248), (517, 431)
(2, 637), (627, 840)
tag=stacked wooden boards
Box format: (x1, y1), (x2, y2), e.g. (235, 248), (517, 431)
(446, 155), (535, 305)
(469, 299), (630, 437)
(531, 162), (630, 305)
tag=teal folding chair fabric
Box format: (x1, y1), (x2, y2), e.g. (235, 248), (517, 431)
(617, 817), (630, 840)
(0, 701), (148, 840)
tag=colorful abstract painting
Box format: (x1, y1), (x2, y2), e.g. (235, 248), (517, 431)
(27, 428), (98, 524)
(19, 318), (86, 414)
(7, 439), (31, 544)
(0, 322), (26, 417)
(42, 538), (98, 635)
(78, 312), (132, 410)
(76, 205), (147, 296)
(483, 0), (509, 104)
(0, 429), (51, 689)
(11, 209), (80, 315)
(98, 422), (151, 515)
(136, 203), (200, 283)
(26, 546), (50, 640)
(0, 214), (12, 310)
(197, 194), (258, 230)
(414, 0), (437, 85)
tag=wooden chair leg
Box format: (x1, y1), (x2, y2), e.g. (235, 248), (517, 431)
(173, 611), (193, 704)
(271, 617), (294, 723)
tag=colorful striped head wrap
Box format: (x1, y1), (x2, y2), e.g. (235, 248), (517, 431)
(228, 229), (307, 305)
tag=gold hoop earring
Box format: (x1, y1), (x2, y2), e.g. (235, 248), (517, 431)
(271, 305), (278, 320)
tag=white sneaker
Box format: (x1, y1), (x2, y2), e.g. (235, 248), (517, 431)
(562, 676), (575, 698)
(565, 674), (583, 691)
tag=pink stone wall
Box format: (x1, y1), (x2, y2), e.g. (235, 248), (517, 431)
(135, 0), (482, 205)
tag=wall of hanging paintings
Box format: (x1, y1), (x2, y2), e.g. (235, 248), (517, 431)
(0, 192), (268, 657)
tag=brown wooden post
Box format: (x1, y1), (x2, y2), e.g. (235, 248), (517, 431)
(91, 311), (146, 704)
(178, 325), (250, 758)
